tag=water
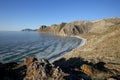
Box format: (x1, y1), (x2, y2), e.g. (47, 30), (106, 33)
(0, 31), (82, 63)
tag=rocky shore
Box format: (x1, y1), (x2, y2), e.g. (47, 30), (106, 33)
(0, 56), (120, 80)
(0, 18), (120, 80)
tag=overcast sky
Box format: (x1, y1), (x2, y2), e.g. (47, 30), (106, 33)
(0, 0), (120, 31)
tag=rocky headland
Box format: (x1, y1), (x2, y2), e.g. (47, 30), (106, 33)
(0, 17), (120, 80)
(22, 28), (37, 31)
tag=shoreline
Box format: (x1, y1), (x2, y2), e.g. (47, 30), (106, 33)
(70, 35), (87, 48)
(50, 35), (87, 63)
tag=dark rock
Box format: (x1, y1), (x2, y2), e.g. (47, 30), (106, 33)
(0, 62), (18, 80)
(38, 25), (47, 32)
(94, 62), (108, 72)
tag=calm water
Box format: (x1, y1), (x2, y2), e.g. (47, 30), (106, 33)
(0, 31), (82, 63)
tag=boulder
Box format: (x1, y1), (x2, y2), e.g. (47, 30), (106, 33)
(24, 59), (64, 80)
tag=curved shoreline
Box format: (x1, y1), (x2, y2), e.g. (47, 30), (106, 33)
(70, 35), (87, 48)
(50, 35), (87, 63)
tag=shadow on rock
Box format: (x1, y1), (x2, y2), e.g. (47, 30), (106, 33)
(1, 57), (120, 80)
(53, 57), (120, 80)
(94, 62), (108, 72)
(53, 57), (93, 80)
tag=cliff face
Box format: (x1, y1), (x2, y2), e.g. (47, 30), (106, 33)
(37, 18), (120, 36)
(37, 21), (92, 36)
(59, 21), (92, 35)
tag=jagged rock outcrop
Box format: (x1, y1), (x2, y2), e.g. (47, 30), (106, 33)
(0, 57), (120, 80)
(24, 58), (64, 80)
(24, 56), (37, 66)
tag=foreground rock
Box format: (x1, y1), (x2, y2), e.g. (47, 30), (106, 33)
(0, 57), (120, 80)
(0, 62), (18, 80)
(24, 58), (64, 80)
(53, 57), (120, 80)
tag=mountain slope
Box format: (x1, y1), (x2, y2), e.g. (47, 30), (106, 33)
(64, 22), (120, 65)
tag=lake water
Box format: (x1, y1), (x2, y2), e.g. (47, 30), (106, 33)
(0, 31), (82, 63)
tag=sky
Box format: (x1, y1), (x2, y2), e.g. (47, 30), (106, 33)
(0, 0), (120, 31)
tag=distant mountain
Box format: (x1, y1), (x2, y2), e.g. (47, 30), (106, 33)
(22, 28), (37, 31)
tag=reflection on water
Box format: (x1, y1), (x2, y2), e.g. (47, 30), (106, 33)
(0, 31), (82, 63)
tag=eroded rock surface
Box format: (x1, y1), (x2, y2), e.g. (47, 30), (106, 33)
(0, 57), (120, 80)
(24, 58), (64, 80)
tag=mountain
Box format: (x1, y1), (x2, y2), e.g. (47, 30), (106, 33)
(38, 18), (120, 36)
(22, 28), (37, 31)
(37, 21), (91, 36)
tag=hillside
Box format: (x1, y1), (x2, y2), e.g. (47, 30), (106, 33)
(64, 22), (120, 64)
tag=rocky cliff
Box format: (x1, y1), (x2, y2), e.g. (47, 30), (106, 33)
(37, 21), (92, 36)
(37, 18), (120, 36)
